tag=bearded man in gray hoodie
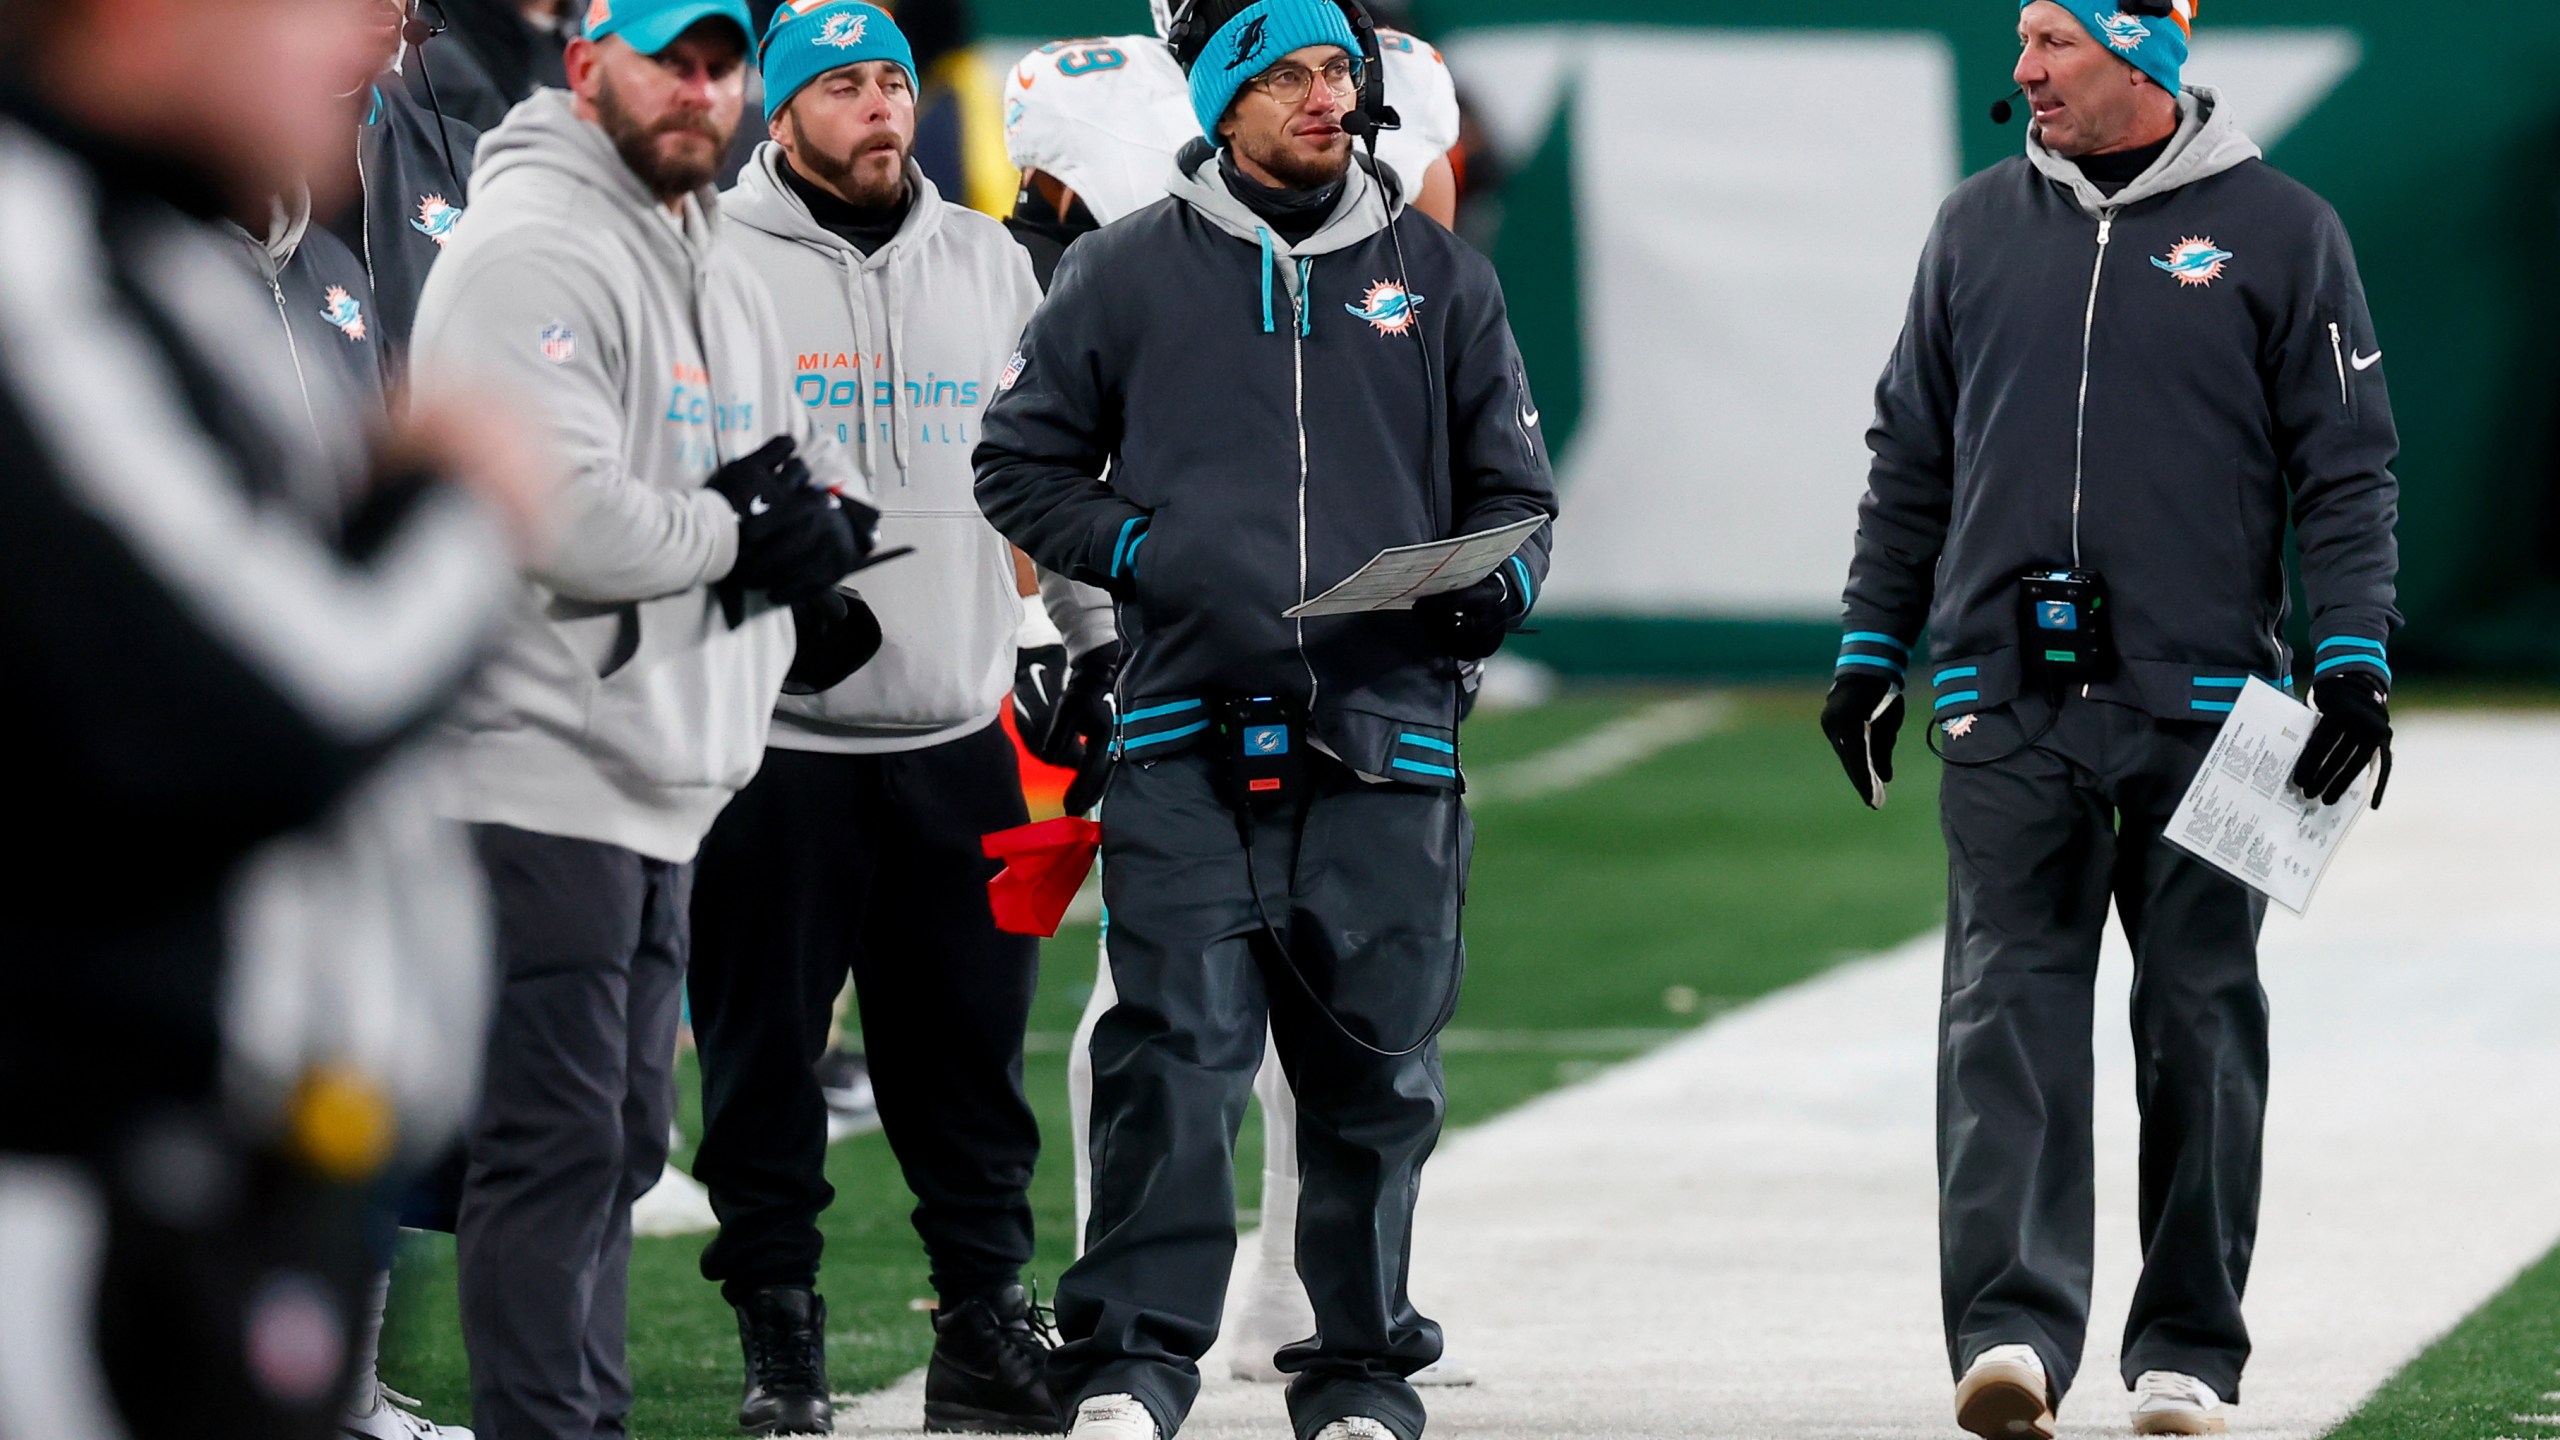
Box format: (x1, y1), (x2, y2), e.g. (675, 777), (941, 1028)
(407, 3), (882, 1437)
(685, 6), (1115, 1434)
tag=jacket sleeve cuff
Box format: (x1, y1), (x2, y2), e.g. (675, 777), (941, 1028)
(1836, 629), (1915, 686)
(2310, 633), (2392, 688)
(1095, 510), (1150, 590)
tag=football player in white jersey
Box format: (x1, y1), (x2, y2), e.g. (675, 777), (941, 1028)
(999, 0), (1474, 1389)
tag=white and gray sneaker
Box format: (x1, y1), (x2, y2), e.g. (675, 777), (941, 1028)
(2130, 1370), (2228, 1435)
(1954, 1344), (2055, 1440)
(343, 1384), (474, 1440)
(1067, 1393), (1159, 1440)
(1311, 1421), (1396, 1440)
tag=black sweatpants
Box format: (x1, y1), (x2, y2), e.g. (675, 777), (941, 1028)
(689, 723), (1040, 1305)
(1059, 750), (1465, 1440)
(457, 826), (687, 1440)
(1935, 697), (2270, 1406)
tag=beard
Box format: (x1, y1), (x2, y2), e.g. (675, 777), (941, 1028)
(1235, 125), (1352, 191)
(593, 71), (733, 203)
(785, 112), (913, 207)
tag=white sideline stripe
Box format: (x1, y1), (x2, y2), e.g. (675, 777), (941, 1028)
(838, 714), (2560, 1439)
(1056, 695), (1734, 924)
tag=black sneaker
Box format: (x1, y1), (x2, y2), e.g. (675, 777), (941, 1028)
(924, 1284), (1062, 1434)
(734, 1286), (832, 1436)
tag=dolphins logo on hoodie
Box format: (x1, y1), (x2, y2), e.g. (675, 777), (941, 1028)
(321, 287), (368, 341)
(1347, 280), (1424, 336)
(2152, 236), (2234, 288)
(413, 194), (463, 247)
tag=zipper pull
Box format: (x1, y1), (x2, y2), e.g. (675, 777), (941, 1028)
(2328, 321), (2350, 407)
(2097, 214), (2114, 247)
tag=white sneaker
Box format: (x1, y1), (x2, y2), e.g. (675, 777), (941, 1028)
(630, 1163), (720, 1238)
(1312, 1422), (1395, 1440)
(2130, 1371), (2228, 1435)
(1067, 1393), (1159, 1440)
(1225, 1268), (1317, 1382)
(342, 1384), (474, 1440)
(1954, 1344), (2054, 1440)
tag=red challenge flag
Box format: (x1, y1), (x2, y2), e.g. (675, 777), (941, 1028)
(981, 816), (1103, 938)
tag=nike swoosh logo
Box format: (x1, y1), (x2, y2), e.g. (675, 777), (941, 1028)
(1015, 65), (1037, 88)
(749, 496), (771, 516)
(2352, 350), (2382, 371)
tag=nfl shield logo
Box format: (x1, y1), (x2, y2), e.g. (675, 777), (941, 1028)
(540, 322), (577, 365)
(997, 352), (1027, 393)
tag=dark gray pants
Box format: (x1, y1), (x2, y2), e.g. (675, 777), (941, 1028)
(457, 826), (688, 1440)
(1058, 752), (1465, 1440)
(1936, 698), (2268, 1405)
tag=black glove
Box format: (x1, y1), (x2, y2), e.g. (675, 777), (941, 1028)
(1820, 671), (1905, 810)
(1013, 643), (1069, 743)
(1414, 571), (1527, 662)
(781, 590), (883, 696)
(2293, 673), (2392, 808)
(1043, 640), (1122, 817)
(708, 437), (870, 609)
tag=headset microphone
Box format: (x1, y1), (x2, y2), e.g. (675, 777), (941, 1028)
(1989, 86), (2023, 124)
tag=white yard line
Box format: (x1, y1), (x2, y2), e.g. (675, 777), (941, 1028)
(840, 714), (2560, 1439)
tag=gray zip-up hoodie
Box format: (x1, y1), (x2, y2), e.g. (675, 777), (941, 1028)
(1838, 88), (2401, 723)
(724, 146), (1108, 752)
(410, 90), (864, 862)
(978, 143), (1557, 783)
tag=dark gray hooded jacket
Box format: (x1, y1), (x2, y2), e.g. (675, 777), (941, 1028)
(1838, 87), (2400, 724)
(975, 142), (1557, 785)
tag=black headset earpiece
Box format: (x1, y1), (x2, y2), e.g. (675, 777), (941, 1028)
(1334, 0), (1400, 143)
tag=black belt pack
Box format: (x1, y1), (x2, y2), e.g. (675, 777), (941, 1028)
(2016, 568), (2114, 682)
(1210, 694), (1304, 817)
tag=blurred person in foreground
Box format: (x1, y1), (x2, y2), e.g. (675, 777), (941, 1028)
(975, 0), (1556, 1434)
(1821, 4), (2399, 1436)
(997, 0), (1479, 1394)
(405, 1), (882, 1436)
(0, 1), (545, 1438)
(690, 4), (1107, 1434)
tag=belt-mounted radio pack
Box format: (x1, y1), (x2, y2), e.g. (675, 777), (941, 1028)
(2016, 568), (2114, 682)
(1211, 695), (1304, 832)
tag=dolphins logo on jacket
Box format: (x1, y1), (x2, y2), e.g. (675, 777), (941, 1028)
(1347, 280), (1424, 336)
(412, 194), (462, 247)
(816, 10), (868, 47)
(2096, 12), (2152, 50)
(321, 286), (368, 342)
(2151, 236), (2234, 288)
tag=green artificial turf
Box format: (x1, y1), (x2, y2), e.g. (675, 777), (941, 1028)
(2322, 1241), (2560, 1440)
(380, 684), (1949, 1436)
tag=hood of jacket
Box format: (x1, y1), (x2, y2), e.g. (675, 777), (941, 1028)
(725, 147), (949, 479)
(2026, 85), (2262, 217)
(1167, 138), (1402, 331)
(470, 87), (725, 266)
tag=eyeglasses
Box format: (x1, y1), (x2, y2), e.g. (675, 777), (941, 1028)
(1246, 55), (1365, 106)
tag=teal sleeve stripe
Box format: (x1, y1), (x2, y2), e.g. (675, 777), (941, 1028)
(2317, 636), (2389, 655)
(1120, 698), (1203, 724)
(1933, 666), (1978, 686)
(1398, 734), (1457, 754)
(2314, 654), (2393, 680)
(1841, 631), (1911, 655)
(1119, 721), (1208, 751)
(1109, 517), (1145, 577)
(1836, 656), (1905, 674)
(1508, 556), (1536, 612)
(2190, 700), (2238, 713)
(1932, 690), (1980, 711)
(1390, 757), (1460, 778)
(2193, 677), (2249, 689)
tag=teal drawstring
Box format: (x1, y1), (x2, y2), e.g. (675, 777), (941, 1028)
(1296, 257), (1313, 337)
(1258, 227), (1276, 335)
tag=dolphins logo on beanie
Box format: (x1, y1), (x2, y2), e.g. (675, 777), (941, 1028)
(1182, 0), (1362, 140)
(2026, 0), (2195, 95)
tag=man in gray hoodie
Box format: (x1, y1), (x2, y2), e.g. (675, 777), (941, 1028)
(688, 5), (1113, 1434)
(1821, 5), (2398, 1437)
(407, 3), (880, 1437)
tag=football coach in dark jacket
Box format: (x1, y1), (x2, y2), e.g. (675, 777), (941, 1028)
(974, 3), (1555, 1436)
(1821, 5), (2398, 1437)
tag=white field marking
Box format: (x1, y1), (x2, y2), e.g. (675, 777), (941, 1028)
(1055, 694), (1734, 924)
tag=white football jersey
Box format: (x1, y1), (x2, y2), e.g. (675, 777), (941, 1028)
(1003, 27), (1463, 228)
